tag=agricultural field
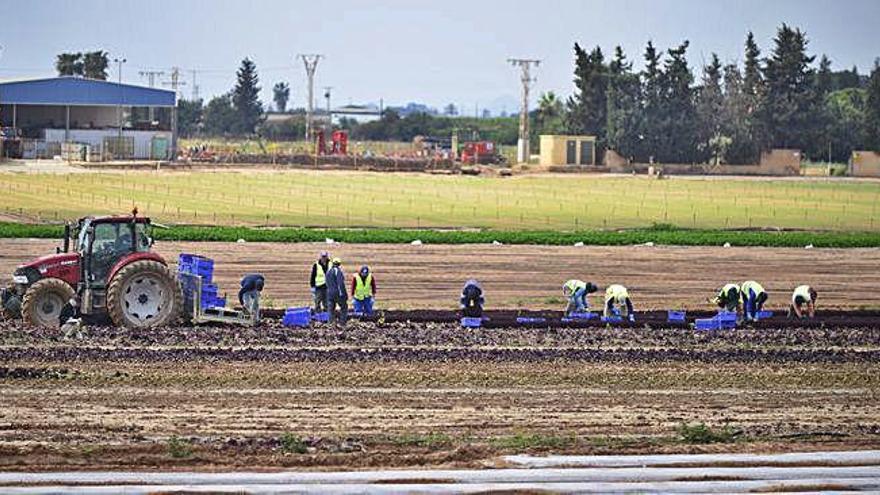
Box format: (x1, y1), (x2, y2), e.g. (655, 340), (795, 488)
(1, 314), (879, 471)
(1, 169), (879, 230)
(2, 239), (880, 310)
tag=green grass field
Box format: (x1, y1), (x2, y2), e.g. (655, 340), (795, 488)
(1, 170), (878, 231)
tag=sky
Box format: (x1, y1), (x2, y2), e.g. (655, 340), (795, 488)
(1, 0), (878, 114)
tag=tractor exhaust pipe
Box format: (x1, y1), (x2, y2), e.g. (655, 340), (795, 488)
(63, 224), (70, 253)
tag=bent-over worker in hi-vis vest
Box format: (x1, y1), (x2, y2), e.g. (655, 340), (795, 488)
(711, 283), (741, 313)
(351, 265), (376, 315)
(562, 279), (598, 316)
(789, 284), (818, 319)
(460, 279), (485, 318)
(740, 280), (768, 322)
(604, 284), (635, 322)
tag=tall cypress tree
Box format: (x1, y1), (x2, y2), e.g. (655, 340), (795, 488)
(566, 43), (608, 146)
(232, 58), (264, 135)
(639, 41), (663, 161)
(606, 46), (642, 160)
(657, 41), (698, 163)
(759, 24), (820, 153)
(866, 59), (880, 151)
(743, 32), (763, 98)
(696, 53), (725, 163)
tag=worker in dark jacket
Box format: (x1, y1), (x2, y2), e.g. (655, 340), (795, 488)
(460, 279), (485, 318)
(309, 251), (331, 313)
(239, 273), (265, 323)
(325, 258), (348, 326)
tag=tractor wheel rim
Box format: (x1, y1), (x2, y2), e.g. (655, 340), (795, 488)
(122, 274), (165, 323)
(37, 293), (63, 325)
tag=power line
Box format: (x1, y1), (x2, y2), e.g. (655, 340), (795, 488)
(138, 70), (164, 88)
(508, 58), (540, 163)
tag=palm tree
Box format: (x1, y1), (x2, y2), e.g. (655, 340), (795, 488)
(536, 92), (565, 133)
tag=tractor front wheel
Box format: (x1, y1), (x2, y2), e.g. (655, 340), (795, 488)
(20, 278), (75, 327)
(106, 260), (182, 329)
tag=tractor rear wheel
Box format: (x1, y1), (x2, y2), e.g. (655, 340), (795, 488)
(20, 278), (75, 327)
(106, 260), (182, 329)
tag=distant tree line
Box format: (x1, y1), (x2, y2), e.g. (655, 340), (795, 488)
(175, 24), (880, 163)
(553, 24), (880, 164)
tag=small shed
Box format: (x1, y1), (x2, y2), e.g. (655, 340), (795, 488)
(539, 135), (597, 167)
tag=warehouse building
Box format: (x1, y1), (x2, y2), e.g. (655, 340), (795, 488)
(0, 76), (177, 160)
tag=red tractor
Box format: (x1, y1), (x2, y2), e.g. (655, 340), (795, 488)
(460, 141), (505, 165)
(1, 212), (183, 328)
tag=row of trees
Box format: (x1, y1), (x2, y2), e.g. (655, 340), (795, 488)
(551, 24), (880, 164)
(55, 51), (110, 80)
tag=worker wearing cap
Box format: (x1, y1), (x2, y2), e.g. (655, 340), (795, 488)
(238, 273), (265, 324)
(741, 280), (768, 322)
(604, 284), (635, 322)
(460, 279), (485, 318)
(562, 280), (598, 316)
(711, 283), (741, 313)
(789, 285), (818, 319)
(325, 257), (348, 326)
(351, 265), (376, 315)
(309, 251), (331, 313)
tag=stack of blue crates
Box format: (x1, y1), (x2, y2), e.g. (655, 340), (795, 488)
(695, 311), (738, 330)
(178, 253), (224, 309)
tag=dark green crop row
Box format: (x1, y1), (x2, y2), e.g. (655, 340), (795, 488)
(1, 222), (878, 248)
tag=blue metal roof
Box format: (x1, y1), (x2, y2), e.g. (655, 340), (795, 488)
(0, 77), (176, 107)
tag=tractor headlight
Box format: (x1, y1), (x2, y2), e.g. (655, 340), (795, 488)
(12, 275), (28, 284)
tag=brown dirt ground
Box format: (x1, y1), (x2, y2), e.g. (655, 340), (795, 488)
(1, 239), (879, 310)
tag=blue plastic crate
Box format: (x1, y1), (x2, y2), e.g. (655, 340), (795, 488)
(715, 311), (738, 323)
(755, 310), (774, 320)
(516, 317), (547, 324)
(283, 307), (311, 327)
(667, 310), (686, 322)
(461, 317), (482, 328)
(312, 311), (329, 322)
(695, 318), (719, 330)
(601, 315), (623, 323)
(569, 311), (596, 320)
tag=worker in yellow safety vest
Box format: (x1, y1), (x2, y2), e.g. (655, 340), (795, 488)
(562, 279), (598, 316)
(710, 283), (741, 313)
(351, 265), (377, 315)
(789, 285), (818, 319)
(309, 251), (331, 313)
(604, 284), (635, 322)
(740, 280), (768, 322)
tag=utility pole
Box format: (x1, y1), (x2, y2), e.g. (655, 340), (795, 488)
(138, 70), (164, 88)
(191, 69), (200, 101)
(139, 70), (164, 122)
(162, 67), (186, 163)
(508, 58), (540, 163)
(299, 54), (322, 140)
(114, 57), (127, 145)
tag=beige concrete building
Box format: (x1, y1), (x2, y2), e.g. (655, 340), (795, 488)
(539, 135), (597, 167)
(852, 151), (880, 178)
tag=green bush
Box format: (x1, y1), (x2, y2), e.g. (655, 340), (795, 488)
(279, 432), (308, 454)
(167, 435), (193, 458)
(677, 422), (739, 444)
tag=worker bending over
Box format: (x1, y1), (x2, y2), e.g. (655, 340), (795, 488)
(309, 251), (330, 313)
(604, 284), (635, 322)
(712, 283), (741, 313)
(326, 258), (348, 326)
(239, 273), (265, 324)
(740, 280), (768, 322)
(460, 279), (484, 318)
(351, 265), (377, 315)
(562, 280), (598, 316)
(789, 285), (818, 319)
